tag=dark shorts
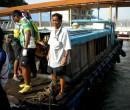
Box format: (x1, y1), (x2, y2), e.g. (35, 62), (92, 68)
(20, 48), (36, 71)
(47, 66), (66, 76)
(20, 56), (28, 67)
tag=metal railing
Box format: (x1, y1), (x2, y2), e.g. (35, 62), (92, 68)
(0, 20), (15, 31)
(1, 19), (130, 32)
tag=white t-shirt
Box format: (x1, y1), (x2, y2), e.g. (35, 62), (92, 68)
(48, 27), (71, 68)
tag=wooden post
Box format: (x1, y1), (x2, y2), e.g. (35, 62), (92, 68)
(109, 5), (112, 20)
(78, 7), (81, 19)
(69, 8), (72, 27)
(115, 6), (118, 23)
(39, 12), (42, 27)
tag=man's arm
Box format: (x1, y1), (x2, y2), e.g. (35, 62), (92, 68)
(24, 30), (31, 48)
(64, 50), (70, 57)
(61, 50), (70, 66)
(46, 49), (50, 61)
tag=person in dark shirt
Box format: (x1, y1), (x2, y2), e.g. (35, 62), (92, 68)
(0, 27), (10, 110)
(7, 33), (22, 82)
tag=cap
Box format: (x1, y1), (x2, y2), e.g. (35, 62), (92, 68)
(12, 10), (22, 18)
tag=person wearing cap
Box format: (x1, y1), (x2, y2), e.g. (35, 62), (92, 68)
(6, 33), (22, 82)
(47, 13), (71, 100)
(11, 23), (23, 82)
(21, 10), (37, 78)
(35, 41), (44, 73)
(12, 10), (36, 93)
(35, 39), (48, 73)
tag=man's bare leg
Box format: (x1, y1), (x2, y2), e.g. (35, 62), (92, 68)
(21, 65), (31, 85)
(51, 74), (56, 81)
(59, 75), (65, 94)
(13, 60), (19, 77)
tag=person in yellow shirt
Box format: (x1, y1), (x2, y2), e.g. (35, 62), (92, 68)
(12, 10), (36, 93)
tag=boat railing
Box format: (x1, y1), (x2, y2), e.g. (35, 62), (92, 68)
(0, 20), (15, 31)
(60, 19), (116, 81)
(71, 19), (113, 24)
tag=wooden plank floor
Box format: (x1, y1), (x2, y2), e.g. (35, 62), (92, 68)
(4, 73), (51, 106)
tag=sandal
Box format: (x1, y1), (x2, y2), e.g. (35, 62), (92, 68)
(55, 92), (65, 101)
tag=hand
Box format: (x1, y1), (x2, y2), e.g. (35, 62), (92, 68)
(22, 48), (27, 56)
(61, 57), (67, 66)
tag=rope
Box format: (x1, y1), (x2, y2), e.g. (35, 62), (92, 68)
(25, 86), (51, 101)
(25, 81), (58, 102)
(49, 82), (53, 110)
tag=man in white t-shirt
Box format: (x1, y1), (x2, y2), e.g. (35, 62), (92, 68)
(47, 13), (71, 100)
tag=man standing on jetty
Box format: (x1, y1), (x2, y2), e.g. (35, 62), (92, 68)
(47, 13), (71, 100)
(12, 10), (36, 93)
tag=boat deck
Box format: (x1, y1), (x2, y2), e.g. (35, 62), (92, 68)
(4, 73), (53, 106)
(4, 71), (75, 109)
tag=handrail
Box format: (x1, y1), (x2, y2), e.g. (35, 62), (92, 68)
(71, 19), (113, 24)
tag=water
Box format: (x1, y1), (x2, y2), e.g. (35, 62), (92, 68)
(79, 40), (130, 110)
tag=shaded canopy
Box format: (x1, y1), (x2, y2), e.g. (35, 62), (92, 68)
(0, 0), (130, 17)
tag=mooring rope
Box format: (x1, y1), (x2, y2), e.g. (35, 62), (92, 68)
(25, 85), (51, 101)
(25, 81), (58, 102)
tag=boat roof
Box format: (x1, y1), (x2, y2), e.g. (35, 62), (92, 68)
(0, 0), (130, 17)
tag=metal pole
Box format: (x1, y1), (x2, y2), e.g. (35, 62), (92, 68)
(115, 6), (118, 22)
(50, 11), (52, 27)
(97, 0), (100, 19)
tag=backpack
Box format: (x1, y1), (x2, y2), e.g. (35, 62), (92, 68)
(13, 23), (20, 38)
(31, 21), (40, 43)
(0, 50), (6, 70)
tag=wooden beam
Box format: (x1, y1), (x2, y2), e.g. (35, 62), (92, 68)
(109, 5), (112, 20)
(0, 0), (129, 16)
(69, 8), (72, 27)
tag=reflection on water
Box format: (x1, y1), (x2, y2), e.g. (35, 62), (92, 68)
(79, 41), (130, 110)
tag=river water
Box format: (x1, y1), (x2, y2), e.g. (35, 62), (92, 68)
(79, 40), (130, 110)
